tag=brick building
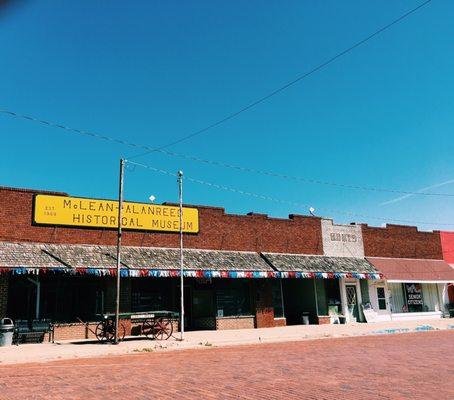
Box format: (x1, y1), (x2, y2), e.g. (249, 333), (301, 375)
(0, 185), (453, 340)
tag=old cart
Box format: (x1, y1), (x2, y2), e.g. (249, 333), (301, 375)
(94, 311), (178, 343)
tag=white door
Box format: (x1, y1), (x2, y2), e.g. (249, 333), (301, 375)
(375, 286), (389, 315)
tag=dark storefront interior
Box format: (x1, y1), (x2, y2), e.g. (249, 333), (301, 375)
(7, 275), (261, 330)
(8, 274), (349, 328)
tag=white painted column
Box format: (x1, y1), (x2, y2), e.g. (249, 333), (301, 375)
(385, 280), (393, 321)
(355, 280), (363, 322)
(339, 278), (349, 323)
(439, 284), (448, 315)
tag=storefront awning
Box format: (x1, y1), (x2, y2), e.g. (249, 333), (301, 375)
(366, 257), (454, 283)
(0, 242), (72, 273)
(0, 242), (277, 278)
(261, 253), (382, 279)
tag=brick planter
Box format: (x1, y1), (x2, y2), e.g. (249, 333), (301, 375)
(316, 316), (331, 325)
(216, 316), (255, 330)
(274, 317), (287, 327)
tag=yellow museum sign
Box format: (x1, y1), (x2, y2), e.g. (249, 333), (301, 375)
(33, 194), (199, 233)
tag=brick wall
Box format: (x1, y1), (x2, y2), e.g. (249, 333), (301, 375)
(273, 318), (286, 327)
(0, 187), (322, 254)
(440, 231), (454, 264)
(52, 320), (131, 341)
(361, 224), (442, 259)
(216, 316), (255, 330)
(0, 274), (8, 318)
(254, 280), (275, 328)
(52, 322), (99, 341)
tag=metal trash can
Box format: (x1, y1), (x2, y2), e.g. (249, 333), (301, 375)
(302, 312), (310, 325)
(0, 318), (15, 346)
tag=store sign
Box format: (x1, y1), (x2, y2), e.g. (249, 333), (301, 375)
(329, 233), (357, 243)
(404, 283), (423, 306)
(33, 194), (199, 233)
(321, 220), (364, 258)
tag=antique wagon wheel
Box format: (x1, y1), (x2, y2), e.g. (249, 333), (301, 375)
(95, 320), (114, 343)
(152, 317), (173, 341)
(142, 318), (157, 339)
(95, 319), (126, 343)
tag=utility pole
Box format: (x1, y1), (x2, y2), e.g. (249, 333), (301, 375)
(114, 158), (125, 344)
(178, 170), (185, 340)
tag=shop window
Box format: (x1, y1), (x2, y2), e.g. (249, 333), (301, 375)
(390, 283), (437, 313)
(95, 290), (104, 315)
(403, 283), (423, 312)
(216, 282), (251, 317)
(193, 290), (214, 318)
(324, 279), (342, 315)
(389, 283), (405, 312)
(376, 287), (386, 310)
(272, 280), (284, 318)
(420, 283), (439, 312)
(131, 291), (163, 312)
(131, 279), (172, 313)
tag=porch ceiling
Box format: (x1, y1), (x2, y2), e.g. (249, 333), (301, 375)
(261, 253), (378, 274)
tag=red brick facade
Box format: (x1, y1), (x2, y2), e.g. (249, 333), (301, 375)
(0, 187), (323, 254)
(361, 224), (443, 260)
(216, 317), (255, 330)
(1, 186), (445, 260)
(0, 185), (450, 335)
(254, 280), (275, 328)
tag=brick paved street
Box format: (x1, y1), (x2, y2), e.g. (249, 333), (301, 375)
(0, 331), (453, 400)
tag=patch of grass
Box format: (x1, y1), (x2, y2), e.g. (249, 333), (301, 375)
(133, 347), (154, 353)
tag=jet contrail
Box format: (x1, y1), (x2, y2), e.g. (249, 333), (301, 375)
(380, 179), (454, 206)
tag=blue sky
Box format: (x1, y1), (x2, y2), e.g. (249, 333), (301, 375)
(1, 0), (453, 230)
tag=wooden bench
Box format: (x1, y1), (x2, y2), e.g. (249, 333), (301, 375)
(13, 319), (53, 344)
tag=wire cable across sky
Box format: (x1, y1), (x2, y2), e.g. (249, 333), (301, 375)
(1, 105), (453, 198)
(129, 0), (432, 156)
(126, 160), (454, 227)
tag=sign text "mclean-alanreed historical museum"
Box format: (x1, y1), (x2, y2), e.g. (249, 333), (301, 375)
(33, 194), (199, 233)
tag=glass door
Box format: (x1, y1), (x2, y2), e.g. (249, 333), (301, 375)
(375, 286), (388, 314)
(346, 284), (358, 322)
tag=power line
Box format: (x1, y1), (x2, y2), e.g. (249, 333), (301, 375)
(0, 1), (439, 200)
(129, 0), (432, 156)
(126, 160), (454, 227)
(1, 107), (453, 198)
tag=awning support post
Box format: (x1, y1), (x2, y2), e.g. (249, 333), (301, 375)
(280, 279), (285, 318)
(178, 170), (185, 341)
(114, 158), (125, 345)
(313, 278), (319, 321)
(27, 276), (40, 319)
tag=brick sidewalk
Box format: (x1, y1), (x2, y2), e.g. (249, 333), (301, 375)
(0, 331), (453, 399)
(1, 318), (453, 366)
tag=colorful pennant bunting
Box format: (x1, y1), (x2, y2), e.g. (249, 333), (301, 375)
(0, 267), (384, 280)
